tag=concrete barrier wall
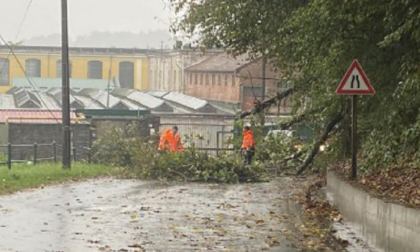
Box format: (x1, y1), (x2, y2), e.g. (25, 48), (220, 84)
(327, 171), (420, 252)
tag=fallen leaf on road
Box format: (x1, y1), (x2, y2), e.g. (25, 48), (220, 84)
(128, 244), (143, 248)
(269, 239), (280, 247)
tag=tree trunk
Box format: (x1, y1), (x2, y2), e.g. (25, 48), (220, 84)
(296, 113), (343, 175)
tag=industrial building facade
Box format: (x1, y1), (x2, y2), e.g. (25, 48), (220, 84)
(0, 46), (149, 93)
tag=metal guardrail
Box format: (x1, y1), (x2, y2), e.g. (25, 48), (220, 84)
(0, 142), (91, 170)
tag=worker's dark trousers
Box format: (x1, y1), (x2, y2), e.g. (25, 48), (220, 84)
(244, 150), (254, 165)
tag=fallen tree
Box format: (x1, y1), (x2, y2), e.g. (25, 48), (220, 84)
(240, 87), (294, 119)
(296, 113), (343, 175)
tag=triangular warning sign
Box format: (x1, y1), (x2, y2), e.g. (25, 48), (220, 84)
(336, 60), (375, 95)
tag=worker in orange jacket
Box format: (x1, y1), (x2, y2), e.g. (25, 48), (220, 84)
(158, 128), (172, 152)
(173, 134), (185, 152)
(241, 126), (255, 165)
(158, 126), (184, 152)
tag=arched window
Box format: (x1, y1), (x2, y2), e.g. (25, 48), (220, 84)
(56, 60), (72, 78)
(26, 59), (41, 77)
(88, 61), (103, 79)
(0, 58), (10, 86)
(119, 61), (134, 88)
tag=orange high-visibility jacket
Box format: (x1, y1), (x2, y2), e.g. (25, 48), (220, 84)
(172, 135), (184, 152)
(241, 129), (255, 150)
(158, 129), (184, 152)
(158, 129), (173, 151)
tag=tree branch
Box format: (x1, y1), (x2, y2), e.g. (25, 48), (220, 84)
(240, 87), (295, 119)
(296, 113), (343, 175)
(278, 112), (307, 130)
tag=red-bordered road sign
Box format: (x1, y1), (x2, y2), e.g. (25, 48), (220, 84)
(336, 60), (375, 95)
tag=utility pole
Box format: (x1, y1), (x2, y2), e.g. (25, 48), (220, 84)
(107, 56), (113, 108)
(260, 55), (267, 127)
(61, 0), (71, 169)
(161, 41), (164, 90)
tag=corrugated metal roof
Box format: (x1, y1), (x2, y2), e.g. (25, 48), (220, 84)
(46, 88), (85, 109)
(127, 91), (165, 109)
(13, 89), (42, 108)
(0, 95), (16, 109)
(0, 109), (77, 124)
(208, 100), (240, 115)
(77, 88), (146, 110)
(5, 86), (22, 95)
(148, 91), (169, 98)
(47, 87), (70, 104)
(37, 93), (61, 110)
(121, 99), (148, 110)
(162, 92), (208, 110)
(185, 53), (254, 72)
(164, 102), (196, 114)
(73, 95), (104, 109)
(111, 88), (134, 97)
(12, 78), (114, 91)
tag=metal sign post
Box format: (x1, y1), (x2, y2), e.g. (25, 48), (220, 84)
(351, 95), (357, 179)
(336, 60), (375, 179)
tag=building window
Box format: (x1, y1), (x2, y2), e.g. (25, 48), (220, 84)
(194, 74), (198, 85)
(88, 61), (103, 79)
(0, 58), (10, 86)
(56, 60), (72, 78)
(212, 74), (215, 85)
(26, 59), (41, 77)
(119, 61), (134, 88)
(231, 75), (235, 86)
(218, 74), (222, 86)
(200, 74), (203, 85)
(173, 70), (177, 85)
(205, 74), (209, 85)
(225, 74), (228, 86)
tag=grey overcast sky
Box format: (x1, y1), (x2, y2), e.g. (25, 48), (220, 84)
(0, 0), (173, 42)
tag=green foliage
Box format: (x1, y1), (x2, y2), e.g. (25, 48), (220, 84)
(169, 0), (420, 172)
(255, 132), (305, 167)
(92, 125), (266, 183)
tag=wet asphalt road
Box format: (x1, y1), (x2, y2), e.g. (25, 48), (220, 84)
(0, 177), (313, 252)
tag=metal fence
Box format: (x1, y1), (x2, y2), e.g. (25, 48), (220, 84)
(160, 123), (235, 155)
(0, 142), (91, 169)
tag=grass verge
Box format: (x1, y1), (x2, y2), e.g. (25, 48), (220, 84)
(0, 162), (124, 196)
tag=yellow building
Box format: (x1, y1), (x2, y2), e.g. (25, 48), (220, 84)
(0, 46), (148, 93)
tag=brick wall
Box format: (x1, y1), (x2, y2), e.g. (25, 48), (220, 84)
(185, 72), (241, 102)
(8, 123), (91, 160)
(5, 116), (160, 161)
